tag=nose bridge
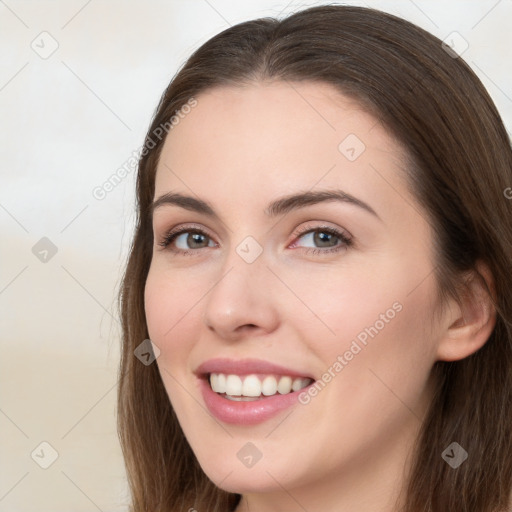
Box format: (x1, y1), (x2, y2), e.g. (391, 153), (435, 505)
(202, 236), (279, 338)
(216, 233), (268, 291)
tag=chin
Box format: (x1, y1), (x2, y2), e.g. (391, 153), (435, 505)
(195, 449), (303, 494)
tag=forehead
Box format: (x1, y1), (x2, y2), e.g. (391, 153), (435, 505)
(154, 81), (410, 217)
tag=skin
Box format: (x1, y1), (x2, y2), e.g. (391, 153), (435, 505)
(144, 81), (496, 512)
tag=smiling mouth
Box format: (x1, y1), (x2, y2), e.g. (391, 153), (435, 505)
(207, 372), (314, 401)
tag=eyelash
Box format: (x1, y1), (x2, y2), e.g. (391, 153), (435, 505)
(157, 223), (353, 257)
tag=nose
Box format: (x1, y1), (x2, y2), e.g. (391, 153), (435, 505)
(202, 248), (280, 342)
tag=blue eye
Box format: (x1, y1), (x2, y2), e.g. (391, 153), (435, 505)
(290, 226), (353, 255)
(158, 224), (352, 256)
(159, 228), (216, 255)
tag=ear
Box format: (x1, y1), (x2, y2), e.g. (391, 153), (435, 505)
(436, 260), (497, 362)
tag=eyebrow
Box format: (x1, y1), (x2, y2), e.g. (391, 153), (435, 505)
(151, 189), (381, 222)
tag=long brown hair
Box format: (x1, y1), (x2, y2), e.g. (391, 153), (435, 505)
(117, 5), (512, 511)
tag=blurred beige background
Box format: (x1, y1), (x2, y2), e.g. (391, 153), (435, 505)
(1, 0), (511, 510)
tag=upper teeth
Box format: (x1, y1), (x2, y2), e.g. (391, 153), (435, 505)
(209, 373), (312, 397)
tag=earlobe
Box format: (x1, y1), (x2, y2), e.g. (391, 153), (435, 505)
(436, 260), (497, 362)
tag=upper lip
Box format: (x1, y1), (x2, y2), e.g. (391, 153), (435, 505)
(195, 358), (315, 380)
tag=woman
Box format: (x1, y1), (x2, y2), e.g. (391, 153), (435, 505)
(117, 5), (512, 511)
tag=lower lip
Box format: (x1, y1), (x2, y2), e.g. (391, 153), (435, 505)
(199, 377), (313, 425)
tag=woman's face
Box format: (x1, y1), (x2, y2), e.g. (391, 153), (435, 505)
(144, 81), (446, 504)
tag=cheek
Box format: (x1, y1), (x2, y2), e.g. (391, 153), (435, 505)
(144, 267), (200, 374)
(144, 264), (203, 341)
(144, 267), (203, 415)
(284, 261), (437, 377)
(321, 274), (438, 422)
(288, 272), (438, 464)
(276, 263), (401, 350)
(144, 272), (170, 343)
